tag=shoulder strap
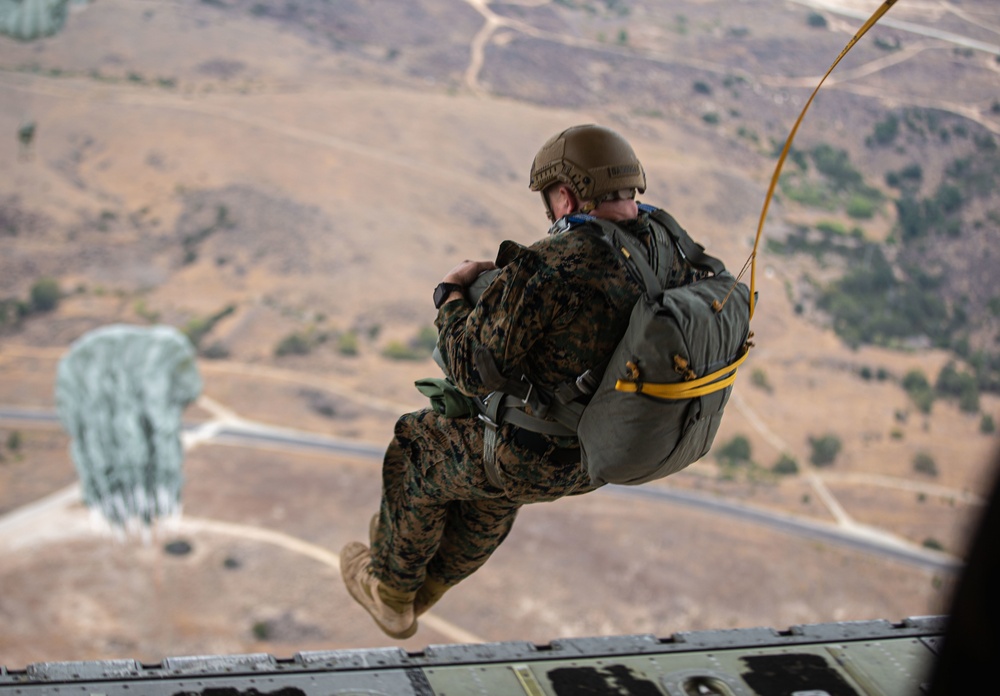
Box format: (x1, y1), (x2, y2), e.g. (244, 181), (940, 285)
(588, 218), (663, 303)
(641, 204), (726, 276)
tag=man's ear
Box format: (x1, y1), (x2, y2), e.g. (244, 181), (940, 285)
(552, 185), (580, 217)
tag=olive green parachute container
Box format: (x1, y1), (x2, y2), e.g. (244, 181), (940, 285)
(577, 210), (751, 485)
(0, 0), (71, 41)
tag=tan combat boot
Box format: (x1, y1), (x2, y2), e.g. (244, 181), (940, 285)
(340, 541), (417, 639)
(414, 575), (452, 617)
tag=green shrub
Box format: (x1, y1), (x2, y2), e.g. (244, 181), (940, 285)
(886, 164), (923, 189)
(817, 245), (951, 351)
(871, 114), (899, 146)
(808, 433), (841, 467)
(183, 304), (236, 348)
(810, 144), (863, 192)
(772, 454), (799, 476)
(816, 220), (847, 236)
(337, 331), (359, 356)
(903, 369), (934, 414)
(936, 362), (980, 413)
(275, 331), (312, 357)
(29, 278), (60, 312)
(806, 12), (827, 28)
(845, 194), (878, 219)
(980, 414), (995, 434)
(414, 326), (439, 353)
(381, 340), (426, 361)
(750, 368), (772, 392)
(133, 299), (160, 323)
(382, 326), (439, 361)
(715, 435), (752, 465)
(780, 175), (838, 210)
(201, 342), (230, 360)
(913, 452), (938, 477)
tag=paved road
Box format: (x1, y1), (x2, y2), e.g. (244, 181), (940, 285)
(0, 406), (961, 574)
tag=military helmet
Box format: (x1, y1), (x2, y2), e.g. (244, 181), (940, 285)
(529, 124), (646, 208)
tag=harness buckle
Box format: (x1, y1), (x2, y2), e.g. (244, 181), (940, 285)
(575, 369), (597, 396)
(520, 375), (535, 405)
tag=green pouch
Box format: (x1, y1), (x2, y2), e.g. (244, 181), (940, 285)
(415, 378), (478, 418)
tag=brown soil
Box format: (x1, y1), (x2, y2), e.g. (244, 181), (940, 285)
(1, 0), (997, 672)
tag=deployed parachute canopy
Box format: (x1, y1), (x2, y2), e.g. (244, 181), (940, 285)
(55, 325), (202, 535)
(0, 0), (71, 42)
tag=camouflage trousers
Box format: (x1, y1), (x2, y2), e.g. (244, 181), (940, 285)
(370, 408), (596, 594)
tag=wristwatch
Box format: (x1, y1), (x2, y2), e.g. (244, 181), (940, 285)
(433, 282), (463, 309)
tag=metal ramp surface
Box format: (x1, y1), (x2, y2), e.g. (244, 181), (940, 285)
(0, 616), (943, 695)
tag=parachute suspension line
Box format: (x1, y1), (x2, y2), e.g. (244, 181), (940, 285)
(713, 251), (756, 314)
(722, 0), (900, 319)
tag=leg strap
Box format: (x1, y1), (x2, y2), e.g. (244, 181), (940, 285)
(478, 392), (504, 489)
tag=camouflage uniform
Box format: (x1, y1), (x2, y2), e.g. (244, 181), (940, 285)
(371, 208), (704, 594)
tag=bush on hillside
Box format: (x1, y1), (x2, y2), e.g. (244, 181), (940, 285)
(30, 278), (60, 312)
(808, 433), (841, 467)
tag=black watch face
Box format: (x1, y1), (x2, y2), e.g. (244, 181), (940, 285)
(434, 283), (453, 308)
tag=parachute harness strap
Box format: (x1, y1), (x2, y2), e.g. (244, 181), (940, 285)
(719, 0), (900, 321)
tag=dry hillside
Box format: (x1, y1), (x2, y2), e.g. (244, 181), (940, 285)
(1, 0), (998, 670)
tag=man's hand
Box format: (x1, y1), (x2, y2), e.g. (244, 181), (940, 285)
(441, 260), (497, 287)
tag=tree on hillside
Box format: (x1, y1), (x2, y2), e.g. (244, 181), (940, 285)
(29, 278), (60, 312)
(808, 433), (841, 467)
(715, 435), (752, 466)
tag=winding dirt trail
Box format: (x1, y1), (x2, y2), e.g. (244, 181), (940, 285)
(454, 0), (1000, 133)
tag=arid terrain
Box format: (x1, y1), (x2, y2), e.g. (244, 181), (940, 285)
(1, 0), (998, 672)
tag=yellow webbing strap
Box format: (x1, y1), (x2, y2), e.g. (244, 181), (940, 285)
(616, 348), (750, 399)
(614, 0), (899, 401)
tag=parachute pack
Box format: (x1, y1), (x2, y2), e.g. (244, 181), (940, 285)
(571, 206), (752, 484)
(429, 204), (753, 487)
